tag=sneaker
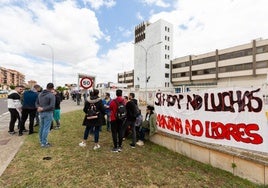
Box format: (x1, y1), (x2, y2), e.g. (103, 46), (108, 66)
(117, 146), (122, 152)
(54, 126), (60, 130)
(136, 140), (144, 146)
(111, 148), (118, 152)
(79, 141), (86, 147)
(41, 143), (51, 148)
(130, 143), (136, 148)
(8, 131), (16, 135)
(22, 129), (28, 132)
(93, 144), (100, 150)
(18, 132), (23, 136)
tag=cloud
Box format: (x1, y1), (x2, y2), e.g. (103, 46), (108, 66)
(149, 0), (268, 57)
(1, 0), (268, 89)
(0, 1), (104, 87)
(141, 0), (170, 8)
(136, 12), (144, 21)
(83, 0), (116, 10)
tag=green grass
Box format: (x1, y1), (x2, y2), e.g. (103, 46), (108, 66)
(0, 110), (266, 188)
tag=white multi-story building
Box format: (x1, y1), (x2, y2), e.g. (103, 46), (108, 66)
(134, 19), (173, 90)
(171, 38), (268, 93)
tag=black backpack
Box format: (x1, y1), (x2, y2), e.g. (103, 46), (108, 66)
(114, 100), (126, 120)
(87, 103), (98, 120)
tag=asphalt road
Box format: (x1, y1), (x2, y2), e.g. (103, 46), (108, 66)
(0, 98), (8, 116)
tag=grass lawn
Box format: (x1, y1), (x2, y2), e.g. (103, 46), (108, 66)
(0, 110), (266, 188)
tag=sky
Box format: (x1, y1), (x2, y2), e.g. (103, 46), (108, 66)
(0, 0), (268, 88)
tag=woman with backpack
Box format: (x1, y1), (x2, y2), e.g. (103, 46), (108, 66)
(79, 89), (105, 150)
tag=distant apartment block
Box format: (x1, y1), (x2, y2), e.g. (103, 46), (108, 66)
(171, 38), (268, 92)
(134, 19), (173, 90)
(118, 70), (134, 88)
(27, 80), (37, 89)
(0, 67), (25, 89)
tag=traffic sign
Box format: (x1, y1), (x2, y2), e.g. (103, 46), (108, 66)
(80, 77), (93, 89)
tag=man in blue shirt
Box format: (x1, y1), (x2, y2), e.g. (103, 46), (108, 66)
(19, 84), (41, 136)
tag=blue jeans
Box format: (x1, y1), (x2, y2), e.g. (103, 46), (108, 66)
(139, 127), (149, 141)
(106, 114), (111, 131)
(83, 126), (100, 143)
(39, 111), (53, 146)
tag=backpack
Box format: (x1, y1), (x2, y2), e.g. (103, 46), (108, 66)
(135, 114), (143, 127)
(133, 104), (141, 118)
(87, 103), (98, 120)
(114, 100), (127, 120)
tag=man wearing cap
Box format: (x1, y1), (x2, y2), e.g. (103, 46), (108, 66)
(19, 84), (41, 136)
(36, 83), (55, 148)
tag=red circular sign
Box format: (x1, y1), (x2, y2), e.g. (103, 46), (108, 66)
(80, 77), (93, 89)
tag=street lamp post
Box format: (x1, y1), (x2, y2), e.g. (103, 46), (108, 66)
(136, 41), (162, 104)
(41, 43), (54, 84)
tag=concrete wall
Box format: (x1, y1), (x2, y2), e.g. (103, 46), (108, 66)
(150, 131), (268, 185)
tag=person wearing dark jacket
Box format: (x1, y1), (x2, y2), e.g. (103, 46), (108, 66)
(124, 92), (139, 148)
(109, 89), (125, 152)
(79, 89), (105, 150)
(36, 83), (55, 148)
(19, 84), (41, 136)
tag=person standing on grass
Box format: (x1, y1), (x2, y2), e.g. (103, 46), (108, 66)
(136, 105), (157, 146)
(51, 90), (61, 130)
(7, 85), (24, 135)
(19, 84), (41, 136)
(79, 89), (105, 150)
(109, 89), (126, 152)
(36, 83), (55, 148)
(102, 92), (112, 131)
(124, 92), (139, 148)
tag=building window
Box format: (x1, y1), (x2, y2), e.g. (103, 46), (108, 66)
(256, 60), (268, 68)
(165, 45), (170, 50)
(192, 56), (216, 65)
(256, 45), (268, 54)
(219, 48), (252, 61)
(172, 72), (190, 78)
(165, 73), (169, 78)
(165, 26), (170, 32)
(165, 64), (169, 69)
(172, 61), (190, 68)
(219, 63), (252, 72)
(192, 68), (216, 76)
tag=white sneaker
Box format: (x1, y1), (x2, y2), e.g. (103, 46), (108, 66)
(79, 141), (86, 147)
(136, 140), (144, 146)
(93, 144), (100, 150)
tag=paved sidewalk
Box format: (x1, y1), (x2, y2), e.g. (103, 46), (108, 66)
(0, 99), (83, 177)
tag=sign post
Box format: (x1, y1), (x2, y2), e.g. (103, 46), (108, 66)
(80, 77), (93, 89)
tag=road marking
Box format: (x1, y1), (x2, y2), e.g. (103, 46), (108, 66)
(0, 112), (9, 118)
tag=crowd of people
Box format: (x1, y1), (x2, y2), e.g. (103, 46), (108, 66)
(7, 83), (62, 148)
(7, 84), (158, 151)
(79, 89), (158, 152)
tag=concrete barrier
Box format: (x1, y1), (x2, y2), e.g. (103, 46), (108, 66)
(150, 131), (268, 185)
